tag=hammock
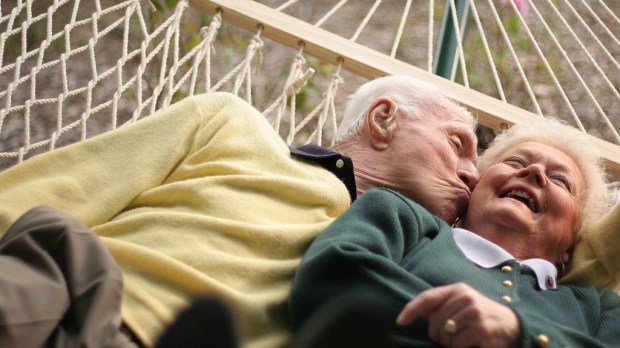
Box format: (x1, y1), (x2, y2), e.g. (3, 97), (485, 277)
(1, 0), (619, 199)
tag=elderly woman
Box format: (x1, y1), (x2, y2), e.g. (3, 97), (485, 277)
(288, 117), (620, 347)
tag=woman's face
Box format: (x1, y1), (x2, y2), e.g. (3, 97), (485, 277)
(462, 142), (585, 263)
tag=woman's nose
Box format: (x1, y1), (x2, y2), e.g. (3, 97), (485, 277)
(516, 163), (547, 187)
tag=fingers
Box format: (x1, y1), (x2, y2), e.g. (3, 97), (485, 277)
(396, 283), (466, 326)
(396, 283), (521, 348)
(437, 318), (457, 347)
(449, 328), (479, 348)
(439, 306), (482, 348)
(429, 294), (467, 345)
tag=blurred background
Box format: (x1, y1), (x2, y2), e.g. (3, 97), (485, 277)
(1, 0), (619, 196)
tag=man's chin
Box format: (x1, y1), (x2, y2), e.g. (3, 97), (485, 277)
(442, 199), (469, 225)
(435, 208), (459, 225)
(417, 188), (469, 224)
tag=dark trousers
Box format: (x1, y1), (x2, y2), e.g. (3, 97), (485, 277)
(156, 295), (390, 348)
(0, 206), (135, 348)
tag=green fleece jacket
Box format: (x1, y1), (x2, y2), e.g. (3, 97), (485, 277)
(0, 93), (350, 348)
(290, 188), (620, 348)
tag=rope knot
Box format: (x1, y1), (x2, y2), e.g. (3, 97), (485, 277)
(249, 35), (264, 50)
(286, 67), (315, 96)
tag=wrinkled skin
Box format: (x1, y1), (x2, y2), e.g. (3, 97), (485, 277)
(397, 142), (586, 347)
(347, 97), (479, 224)
(463, 142), (584, 263)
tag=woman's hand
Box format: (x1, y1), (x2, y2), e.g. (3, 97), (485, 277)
(396, 283), (520, 348)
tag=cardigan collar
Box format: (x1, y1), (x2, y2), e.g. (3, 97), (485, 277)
(290, 144), (357, 203)
(452, 228), (558, 290)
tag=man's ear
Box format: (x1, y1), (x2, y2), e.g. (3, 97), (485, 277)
(365, 97), (398, 150)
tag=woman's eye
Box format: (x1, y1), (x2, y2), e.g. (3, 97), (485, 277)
(551, 176), (572, 192)
(504, 157), (525, 167)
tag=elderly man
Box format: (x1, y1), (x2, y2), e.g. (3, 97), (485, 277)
(0, 75), (478, 348)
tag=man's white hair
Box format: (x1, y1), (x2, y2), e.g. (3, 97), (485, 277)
(335, 75), (476, 143)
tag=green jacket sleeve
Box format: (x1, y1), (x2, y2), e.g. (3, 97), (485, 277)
(289, 188), (620, 348)
(289, 188), (444, 331)
(515, 288), (620, 348)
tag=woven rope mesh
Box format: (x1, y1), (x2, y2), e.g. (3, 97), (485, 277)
(1, 0), (619, 193)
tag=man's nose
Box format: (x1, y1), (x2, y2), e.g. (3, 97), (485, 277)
(458, 159), (479, 191)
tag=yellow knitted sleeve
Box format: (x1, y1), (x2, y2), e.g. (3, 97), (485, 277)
(0, 95), (204, 232)
(562, 202), (620, 290)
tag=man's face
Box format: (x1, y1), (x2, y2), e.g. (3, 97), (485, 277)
(463, 142), (585, 262)
(383, 107), (479, 224)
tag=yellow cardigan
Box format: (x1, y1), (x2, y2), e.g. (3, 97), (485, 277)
(562, 201), (620, 291)
(0, 93), (350, 348)
(0, 91), (617, 345)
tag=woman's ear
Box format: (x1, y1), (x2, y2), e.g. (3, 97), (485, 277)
(365, 97), (398, 150)
(563, 241), (576, 264)
(557, 243), (574, 276)
(561, 250), (571, 264)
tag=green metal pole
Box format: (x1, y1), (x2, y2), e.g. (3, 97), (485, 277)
(433, 0), (472, 81)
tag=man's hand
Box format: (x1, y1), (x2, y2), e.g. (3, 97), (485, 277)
(396, 283), (520, 348)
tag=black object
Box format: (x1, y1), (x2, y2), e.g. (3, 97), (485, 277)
(289, 296), (391, 348)
(155, 297), (239, 348)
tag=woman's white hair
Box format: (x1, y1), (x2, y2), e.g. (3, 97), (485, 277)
(334, 75), (476, 142)
(478, 117), (609, 234)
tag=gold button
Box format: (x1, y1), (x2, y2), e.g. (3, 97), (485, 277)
(502, 280), (513, 287)
(336, 159), (344, 168)
(501, 265), (513, 273)
(537, 334), (549, 347)
(501, 295), (512, 303)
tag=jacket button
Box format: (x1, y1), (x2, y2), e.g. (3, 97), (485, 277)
(501, 265), (513, 273)
(336, 159), (344, 168)
(537, 334), (549, 347)
(500, 295), (512, 303)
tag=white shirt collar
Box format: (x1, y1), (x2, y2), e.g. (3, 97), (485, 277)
(451, 228), (558, 290)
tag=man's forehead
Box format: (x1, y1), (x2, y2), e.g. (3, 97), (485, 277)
(431, 108), (474, 125)
(452, 110), (475, 127)
(417, 110), (477, 141)
(446, 114), (477, 137)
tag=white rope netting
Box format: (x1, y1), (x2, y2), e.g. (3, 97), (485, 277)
(1, 0), (619, 184)
(1, 0), (206, 166)
(0, 0), (348, 170)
